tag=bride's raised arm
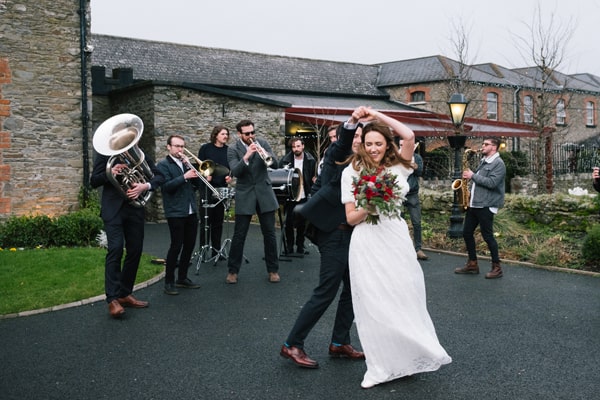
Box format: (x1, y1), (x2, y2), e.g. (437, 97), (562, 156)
(366, 109), (415, 160)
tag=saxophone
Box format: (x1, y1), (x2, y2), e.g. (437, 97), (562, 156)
(451, 149), (478, 212)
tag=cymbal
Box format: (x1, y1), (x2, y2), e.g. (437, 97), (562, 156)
(211, 163), (230, 177)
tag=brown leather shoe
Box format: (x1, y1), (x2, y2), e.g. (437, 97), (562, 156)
(226, 273), (238, 284)
(280, 345), (319, 368)
(416, 250), (429, 260)
(485, 262), (503, 279)
(108, 300), (125, 318)
(328, 344), (365, 359)
(268, 272), (280, 283)
(454, 260), (479, 274)
(117, 295), (149, 308)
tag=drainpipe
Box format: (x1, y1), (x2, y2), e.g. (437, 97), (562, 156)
(513, 86), (521, 151)
(78, 0), (90, 204)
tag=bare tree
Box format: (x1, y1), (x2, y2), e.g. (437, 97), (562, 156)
(513, 2), (575, 194)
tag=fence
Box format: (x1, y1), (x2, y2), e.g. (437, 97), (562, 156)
(421, 142), (600, 181)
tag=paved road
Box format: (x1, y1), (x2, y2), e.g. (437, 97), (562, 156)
(1, 222), (599, 400)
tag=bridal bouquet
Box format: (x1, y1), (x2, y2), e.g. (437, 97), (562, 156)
(352, 168), (404, 225)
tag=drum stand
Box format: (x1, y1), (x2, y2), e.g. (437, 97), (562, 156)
(194, 188), (248, 274)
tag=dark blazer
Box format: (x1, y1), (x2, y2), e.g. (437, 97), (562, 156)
(90, 152), (164, 221)
(594, 178), (600, 193)
(279, 151), (317, 198)
(298, 124), (356, 232)
(227, 138), (279, 215)
(156, 155), (201, 218)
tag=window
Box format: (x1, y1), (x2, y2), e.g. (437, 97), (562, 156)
(556, 99), (566, 125)
(486, 92), (498, 120)
(523, 95), (533, 123)
(410, 91), (425, 103)
(586, 101), (596, 126)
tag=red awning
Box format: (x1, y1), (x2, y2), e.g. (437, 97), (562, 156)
(285, 107), (538, 138)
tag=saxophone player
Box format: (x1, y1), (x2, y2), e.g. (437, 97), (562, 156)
(454, 137), (506, 279)
(226, 119), (280, 284)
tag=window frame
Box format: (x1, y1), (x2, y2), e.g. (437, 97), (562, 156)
(486, 92), (498, 120)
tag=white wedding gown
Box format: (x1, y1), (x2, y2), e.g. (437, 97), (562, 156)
(341, 163), (452, 388)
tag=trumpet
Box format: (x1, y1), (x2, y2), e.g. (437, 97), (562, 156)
(249, 138), (274, 167)
(178, 150), (222, 200)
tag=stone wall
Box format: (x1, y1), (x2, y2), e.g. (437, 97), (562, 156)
(0, 0), (91, 219)
(90, 83), (286, 221)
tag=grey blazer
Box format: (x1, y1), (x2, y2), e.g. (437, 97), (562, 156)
(227, 138), (279, 215)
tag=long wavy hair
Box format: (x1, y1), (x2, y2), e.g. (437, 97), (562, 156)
(345, 121), (414, 171)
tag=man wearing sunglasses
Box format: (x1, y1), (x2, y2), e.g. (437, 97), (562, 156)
(226, 119), (280, 284)
(454, 137), (506, 279)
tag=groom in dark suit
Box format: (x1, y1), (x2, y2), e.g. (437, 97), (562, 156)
(226, 119), (280, 284)
(280, 106), (368, 368)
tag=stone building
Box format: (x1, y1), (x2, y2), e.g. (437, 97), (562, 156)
(1, 0), (599, 220)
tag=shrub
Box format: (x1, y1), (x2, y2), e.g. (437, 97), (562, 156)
(0, 210), (103, 248)
(53, 209), (104, 247)
(582, 224), (600, 268)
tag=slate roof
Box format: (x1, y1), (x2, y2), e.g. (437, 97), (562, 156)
(91, 35), (384, 97)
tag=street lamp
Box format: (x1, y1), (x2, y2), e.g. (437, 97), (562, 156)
(447, 93), (469, 238)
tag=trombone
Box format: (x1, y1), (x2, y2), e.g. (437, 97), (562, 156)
(179, 148), (222, 199)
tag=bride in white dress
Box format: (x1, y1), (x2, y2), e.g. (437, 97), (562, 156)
(341, 109), (451, 389)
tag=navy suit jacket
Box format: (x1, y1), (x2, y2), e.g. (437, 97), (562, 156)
(298, 124), (356, 232)
(90, 151), (164, 221)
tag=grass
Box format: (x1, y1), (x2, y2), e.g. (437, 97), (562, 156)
(0, 247), (163, 315)
(421, 209), (592, 271)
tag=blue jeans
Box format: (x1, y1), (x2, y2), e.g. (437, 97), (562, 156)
(404, 192), (423, 251)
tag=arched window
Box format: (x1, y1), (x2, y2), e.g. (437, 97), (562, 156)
(486, 92), (498, 120)
(556, 99), (566, 125)
(523, 95), (533, 124)
(586, 101), (596, 126)
(410, 91), (425, 103)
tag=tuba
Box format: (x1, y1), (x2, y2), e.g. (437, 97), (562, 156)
(451, 149), (478, 212)
(93, 114), (154, 208)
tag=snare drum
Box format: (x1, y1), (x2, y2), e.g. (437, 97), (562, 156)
(268, 167), (304, 202)
(213, 187), (235, 200)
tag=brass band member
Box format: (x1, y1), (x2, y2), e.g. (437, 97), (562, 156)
(198, 125), (233, 257)
(454, 137), (506, 279)
(226, 119), (280, 284)
(279, 137), (316, 255)
(90, 136), (164, 318)
(157, 135), (202, 295)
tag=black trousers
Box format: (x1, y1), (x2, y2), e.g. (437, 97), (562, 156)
(283, 199), (307, 252)
(463, 206), (500, 263)
(104, 204), (145, 303)
(227, 210), (278, 274)
(285, 228), (354, 348)
(165, 213), (199, 283)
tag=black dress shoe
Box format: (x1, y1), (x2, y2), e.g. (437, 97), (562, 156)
(164, 283), (179, 295)
(175, 278), (201, 289)
(328, 344), (365, 359)
(280, 345), (319, 368)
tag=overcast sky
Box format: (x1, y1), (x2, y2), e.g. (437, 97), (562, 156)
(91, 0), (600, 76)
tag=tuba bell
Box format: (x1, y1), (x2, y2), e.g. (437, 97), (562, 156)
(93, 114), (154, 208)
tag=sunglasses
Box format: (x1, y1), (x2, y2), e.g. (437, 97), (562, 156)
(241, 131), (256, 136)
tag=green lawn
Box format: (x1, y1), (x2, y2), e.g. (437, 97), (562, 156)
(0, 247), (163, 315)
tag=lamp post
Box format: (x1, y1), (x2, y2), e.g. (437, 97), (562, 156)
(447, 93), (469, 238)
